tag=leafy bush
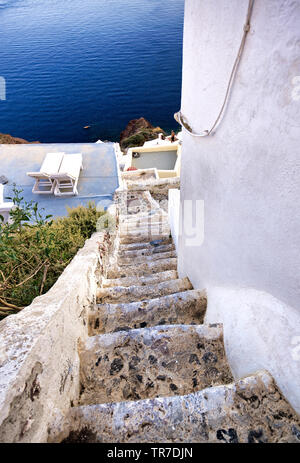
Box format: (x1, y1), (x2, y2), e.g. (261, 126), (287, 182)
(0, 186), (104, 320)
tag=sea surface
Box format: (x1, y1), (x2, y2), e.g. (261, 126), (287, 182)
(0, 0), (184, 143)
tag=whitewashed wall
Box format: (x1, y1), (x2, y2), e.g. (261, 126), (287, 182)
(168, 189), (181, 251)
(178, 0), (300, 311)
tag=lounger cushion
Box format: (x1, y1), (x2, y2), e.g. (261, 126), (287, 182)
(40, 152), (65, 174)
(26, 152), (65, 177)
(55, 153), (83, 178)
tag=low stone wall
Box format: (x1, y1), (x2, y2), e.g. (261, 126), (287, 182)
(122, 168), (159, 183)
(0, 230), (114, 443)
(126, 177), (180, 193)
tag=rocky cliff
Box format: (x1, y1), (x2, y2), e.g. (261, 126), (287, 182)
(120, 118), (165, 152)
(0, 133), (39, 144)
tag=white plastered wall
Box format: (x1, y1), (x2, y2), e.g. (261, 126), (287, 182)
(177, 0), (300, 412)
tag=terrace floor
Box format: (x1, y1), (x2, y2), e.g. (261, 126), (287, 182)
(0, 143), (119, 218)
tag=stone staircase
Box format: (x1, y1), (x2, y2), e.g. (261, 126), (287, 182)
(51, 188), (300, 443)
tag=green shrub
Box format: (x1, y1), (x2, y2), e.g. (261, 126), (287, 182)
(121, 128), (166, 150)
(0, 186), (105, 320)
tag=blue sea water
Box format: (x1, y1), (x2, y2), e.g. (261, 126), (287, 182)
(0, 0), (184, 143)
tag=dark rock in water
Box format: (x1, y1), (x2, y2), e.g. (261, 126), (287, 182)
(0, 175), (8, 184)
(120, 117), (166, 152)
(120, 117), (153, 141)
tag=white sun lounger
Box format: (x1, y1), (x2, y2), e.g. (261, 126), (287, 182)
(52, 153), (83, 196)
(0, 184), (14, 223)
(27, 152), (65, 194)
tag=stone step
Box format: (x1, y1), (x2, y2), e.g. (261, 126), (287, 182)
(120, 229), (171, 245)
(97, 277), (192, 304)
(120, 212), (167, 221)
(120, 222), (169, 232)
(107, 257), (177, 279)
(119, 243), (174, 259)
(119, 216), (168, 227)
(101, 270), (179, 288)
(119, 212), (167, 225)
(125, 205), (152, 215)
(118, 238), (173, 252)
(79, 324), (233, 406)
(119, 225), (169, 237)
(89, 289), (207, 335)
(120, 222), (170, 233)
(52, 371), (300, 443)
(117, 250), (177, 267)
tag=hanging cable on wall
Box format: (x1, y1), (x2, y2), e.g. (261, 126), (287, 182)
(174, 0), (255, 137)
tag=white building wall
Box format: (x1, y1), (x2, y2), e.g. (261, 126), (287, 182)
(179, 0), (300, 311)
(168, 188), (181, 251)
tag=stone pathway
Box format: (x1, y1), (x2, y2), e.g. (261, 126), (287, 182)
(52, 187), (300, 443)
